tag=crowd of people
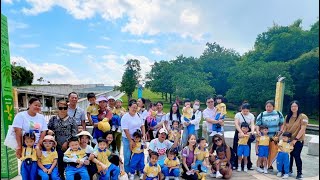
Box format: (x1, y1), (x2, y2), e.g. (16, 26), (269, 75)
(11, 91), (308, 180)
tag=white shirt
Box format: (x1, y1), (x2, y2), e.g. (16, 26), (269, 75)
(148, 138), (174, 162)
(181, 110), (202, 130)
(137, 109), (148, 121)
(12, 111), (48, 145)
(121, 112), (144, 138)
(203, 107), (217, 132)
(165, 113), (179, 126)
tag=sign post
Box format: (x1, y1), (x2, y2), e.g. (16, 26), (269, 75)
(1, 13), (19, 179)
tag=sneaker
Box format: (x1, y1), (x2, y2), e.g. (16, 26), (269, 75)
(289, 171), (294, 177)
(216, 171), (223, 178)
(117, 127), (122, 133)
(263, 169), (268, 174)
(165, 177), (170, 180)
(139, 173), (144, 179)
(268, 166), (274, 172)
(244, 168), (248, 172)
(282, 174), (289, 179)
(129, 173), (134, 180)
(209, 172), (216, 178)
(111, 126), (116, 131)
(237, 167), (241, 172)
(256, 167), (264, 173)
(296, 173), (303, 179)
(174, 177), (180, 180)
(277, 172), (282, 177)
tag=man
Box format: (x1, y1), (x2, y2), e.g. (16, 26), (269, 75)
(68, 92), (86, 132)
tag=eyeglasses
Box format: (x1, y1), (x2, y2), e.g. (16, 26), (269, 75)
(207, 101), (214, 103)
(43, 142), (53, 145)
(58, 107), (68, 110)
(214, 139), (221, 142)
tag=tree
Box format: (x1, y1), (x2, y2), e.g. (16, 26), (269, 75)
(37, 77), (44, 84)
(119, 59), (141, 100)
(11, 64), (34, 86)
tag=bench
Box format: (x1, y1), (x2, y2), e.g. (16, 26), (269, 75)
(307, 135), (319, 156)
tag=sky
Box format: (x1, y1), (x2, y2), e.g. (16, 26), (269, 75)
(1, 0), (319, 86)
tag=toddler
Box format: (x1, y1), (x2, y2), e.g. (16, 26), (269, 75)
(237, 122), (251, 172)
(192, 137), (210, 180)
(163, 149), (180, 180)
(256, 125), (270, 174)
(111, 98), (126, 132)
(86, 92), (99, 126)
(129, 131), (146, 180)
(143, 151), (162, 180)
(213, 147), (230, 179)
(210, 95), (226, 136)
(20, 132), (38, 180)
(182, 99), (195, 135)
(276, 132), (294, 179)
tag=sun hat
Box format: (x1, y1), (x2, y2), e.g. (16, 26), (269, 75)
(96, 96), (108, 103)
(76, 131), (93, 140)
(43, 135), (57, 146)
(159, 128), (168, 134)
(107, 96), (115, 101)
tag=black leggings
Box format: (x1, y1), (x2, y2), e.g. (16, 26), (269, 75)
(181, 165), (198, 180)
(232, 129), (253, 169)
(290, 141), (304, 174)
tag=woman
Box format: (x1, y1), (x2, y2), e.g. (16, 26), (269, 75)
(209, 134), (234, 178)
(181, 134), (198, 180)
(121, 99), (146, 174)
(12, 97), (48, 158)
(151, 101), (166, 136)
(47, 100), (78, 180)
(283, 100), (308, 179)
(92, 96), (113, 144)
(164, 102), (181, 130)
(256, 100), (284, 171)
(182, 100), (202, 146)
(232, 103), (255, 170)
(137, 98), (148, 121)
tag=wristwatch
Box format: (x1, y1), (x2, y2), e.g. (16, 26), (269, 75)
(294, 137), (299, 141)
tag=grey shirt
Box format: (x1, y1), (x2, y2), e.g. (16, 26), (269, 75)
(68, 106), (86, 126)
(48, 115), (77, 147)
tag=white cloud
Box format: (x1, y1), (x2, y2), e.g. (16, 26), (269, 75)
(8, 20), (29, 32)
(127, 39), (155, 44)
(67, 42), (87, 49)
(56, 47), (82, 54)
(101, 36), (111, 41)
(96, 45), (110, 49)
(19, 43), (39, 48)
(2, 0), (13, 4)
(151, 48), (163, 56)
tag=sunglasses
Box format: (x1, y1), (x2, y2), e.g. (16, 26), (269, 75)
(43, 142), (53, 145)
(214, 139), (222, 142)
(58, 107), (68, 110)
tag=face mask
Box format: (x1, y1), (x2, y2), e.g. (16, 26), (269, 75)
(193, 105), (199, 110)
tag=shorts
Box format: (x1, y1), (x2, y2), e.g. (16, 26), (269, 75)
(258, 145), (269, 158)
(237, 144), (249, 157)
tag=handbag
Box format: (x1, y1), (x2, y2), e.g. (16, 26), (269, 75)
(4, 125), (18, 150)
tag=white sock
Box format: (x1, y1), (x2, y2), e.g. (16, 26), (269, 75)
(244, 165), (247, 168)
(238, 164), (241, 168)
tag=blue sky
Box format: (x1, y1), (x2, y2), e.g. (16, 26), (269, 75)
(1, 0), (319, 85)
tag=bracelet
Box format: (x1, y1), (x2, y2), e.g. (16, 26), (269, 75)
(294, 138), (299, 141)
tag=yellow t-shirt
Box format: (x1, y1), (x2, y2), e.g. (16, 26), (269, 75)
(164, 157), (180, 167)
(112, 107), (126, 116)
(216, 103), (227, 115)
(64, 148), (86, 161)
(194, 147), (209, 161)
(93, 149), (112, 169)
(20, 147), (37, 161)
(168, 129), (181, 141)
(144, 163), (161, 178)
(132, 142), (144, 154)
(257, 135), (270, 146)
(182, 107), (193, 119)
(87, 104), (99, 116)
(278, 140), (294, 153)
(40, 150), (58, 165)
(238, 134), (250, 145)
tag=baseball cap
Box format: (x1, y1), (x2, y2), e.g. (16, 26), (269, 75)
(96, 96), (108, 103)
(159, 128), (168, 134)
(107, 96), (115, 101)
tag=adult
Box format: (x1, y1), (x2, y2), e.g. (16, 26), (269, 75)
(107, 95), (119, 154)
(209, 134), (233, 179)
(47, 100), (78, 180)
(121, 99), (146, 173)
(181, 134), (198, 180)
(67, 92), (86, 132)
(256, 100), (284, 171)
(12, 97), (48, 158)
(164, 102), (181, 130)
(182, 100), (202, 146)
(283, 100), (308, 179)
(232, 103), (255, 170)
(137, 98), (148, 123)
(151, 101), (166, 138)
(203, 97), (220, 147)
(92, 96), (113, 144)
(148, 128), (180, 169)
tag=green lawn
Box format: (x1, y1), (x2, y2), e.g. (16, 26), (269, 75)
(308, 119), (319, 125)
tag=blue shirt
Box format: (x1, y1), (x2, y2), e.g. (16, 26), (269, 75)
(256, 110), (284, 138)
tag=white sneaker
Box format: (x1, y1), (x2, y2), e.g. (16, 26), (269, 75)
(237, 167), (241, 172)
(174, 177), (179, 180)
(216, 171), (223, 178)
(282, 174), (289, 179)
(256, 167), (264, 173)
(111, 126), (116, 131)
(209, 172), (216, 178)
(277, 172), (282, 177)
(263, 169), (268, 174)
(244, 167), (248, 172)
(165, 177), (169, 180)
(129, 173), (134, 180)
(117, 127), (122, 133)
(139, 173), (144, 179)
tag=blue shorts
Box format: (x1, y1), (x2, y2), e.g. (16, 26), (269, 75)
(237, 145), (249, 157)
(258, 145), (269, 158)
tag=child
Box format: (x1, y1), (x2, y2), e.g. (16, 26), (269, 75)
(20, 132), (38, 180)
(77, 131), (96, 180)
(192, 137), (210, 180)
(89, 137), (120, 180)
(37, 135), (60, 180)
(143, 151), (162, 180)
(256, 125), (270, 174)
(86, 92), (99, 126)
(63, 136), (90, 180)
(237, 122), (251, 172)
(276, 132), (294, 179)
(213, 147), (230, 179)
(210, 95), (226, 136)
(147, 103), (158, 129)
(111, 98), (126, 132)
(163, 149), (180, 180)
(168, 121), (181, 151)
(129, 131), (146, 180)
(182, 99), (195, 135)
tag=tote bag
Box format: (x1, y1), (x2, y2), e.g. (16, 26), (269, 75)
(4, 125), (18, 150)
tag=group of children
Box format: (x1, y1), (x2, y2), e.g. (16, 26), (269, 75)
(237, 122), (294, 179)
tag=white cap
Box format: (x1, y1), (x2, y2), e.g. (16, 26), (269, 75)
(107, 96), (115, 101)
(96, 96), (108, 103)
(159, 128), (168, 134)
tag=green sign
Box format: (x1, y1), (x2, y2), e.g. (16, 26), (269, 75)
(1, 14), (18, 179)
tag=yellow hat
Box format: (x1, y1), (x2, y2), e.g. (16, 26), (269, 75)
(98, 118), (111, 132)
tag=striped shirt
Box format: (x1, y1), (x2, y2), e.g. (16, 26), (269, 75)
(256, 110), (284, 138)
